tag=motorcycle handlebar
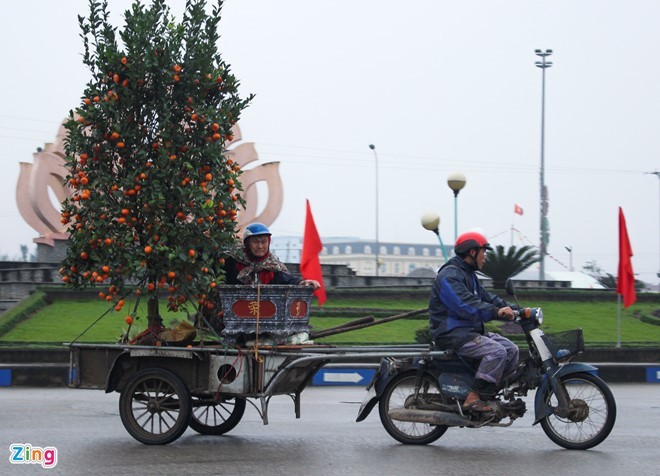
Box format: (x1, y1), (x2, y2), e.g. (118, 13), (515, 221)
(513, 307), (543, 323)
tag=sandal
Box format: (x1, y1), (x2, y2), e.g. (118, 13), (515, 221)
(462, 400), (494, 413)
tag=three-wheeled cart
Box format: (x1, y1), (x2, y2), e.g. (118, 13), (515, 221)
(68, 285), (432, 444)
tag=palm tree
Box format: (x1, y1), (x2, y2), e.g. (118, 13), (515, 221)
(481, 245), (539, 289)
(598, 273), (646, 292)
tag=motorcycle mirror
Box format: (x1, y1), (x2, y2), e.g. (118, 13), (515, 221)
(505, 278), (522, 308)
(505, 279), (515, 296)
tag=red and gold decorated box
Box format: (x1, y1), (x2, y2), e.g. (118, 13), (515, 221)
(218, 285), (313, 340)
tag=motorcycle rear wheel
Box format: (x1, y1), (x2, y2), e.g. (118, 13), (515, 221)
(540, 372), (616, 450)
(378, 371), (448, 445)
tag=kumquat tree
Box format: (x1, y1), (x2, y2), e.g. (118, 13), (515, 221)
(59, 0), (253, 336)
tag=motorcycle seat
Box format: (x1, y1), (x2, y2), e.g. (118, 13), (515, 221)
(430, 343), (482, 370)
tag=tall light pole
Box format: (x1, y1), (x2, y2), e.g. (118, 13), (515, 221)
(535, 48), (553, 281)
(369, 144), (380, 276)
(447, 172), (466, 241)
(647, 170), (660, 290)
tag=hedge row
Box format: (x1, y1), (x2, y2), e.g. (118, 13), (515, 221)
(639, 313), (660, 326)
(0, 291), (48, 338)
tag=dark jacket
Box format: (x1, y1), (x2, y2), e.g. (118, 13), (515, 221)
(223, 256), (301, 285)
(429, 256), (514, 350)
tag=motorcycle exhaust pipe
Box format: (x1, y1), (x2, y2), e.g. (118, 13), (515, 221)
(389, 408), (472, 427)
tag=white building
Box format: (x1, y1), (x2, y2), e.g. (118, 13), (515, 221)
(319, 238), (448, 277)
(271, 236), (448, 277)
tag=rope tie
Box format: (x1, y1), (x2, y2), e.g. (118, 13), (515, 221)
(253, 283), (264, 391)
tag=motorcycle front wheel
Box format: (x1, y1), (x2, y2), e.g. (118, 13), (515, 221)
(540, 371), (616, 450)
(378, 371), (448, 445)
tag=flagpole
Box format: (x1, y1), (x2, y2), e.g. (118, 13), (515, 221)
(617, 294), (621, 348)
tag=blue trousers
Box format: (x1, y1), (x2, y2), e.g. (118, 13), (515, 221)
(457, 332), (519, 386)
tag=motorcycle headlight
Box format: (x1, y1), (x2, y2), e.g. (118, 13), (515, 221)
(534, 308), (543, 325)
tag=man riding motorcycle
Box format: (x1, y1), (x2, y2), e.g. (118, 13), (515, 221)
(429, 231), (520, 413)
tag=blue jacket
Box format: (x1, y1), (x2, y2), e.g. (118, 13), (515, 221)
(429, 256), (514, 350)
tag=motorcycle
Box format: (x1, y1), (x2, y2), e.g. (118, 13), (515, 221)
(356, 279), (616, 450)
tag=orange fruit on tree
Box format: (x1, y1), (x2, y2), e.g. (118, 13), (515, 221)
(167, 271), (176, 279)
(144, 245), (153, 254)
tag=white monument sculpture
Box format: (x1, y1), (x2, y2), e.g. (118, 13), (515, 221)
(16, 121), (283, 262)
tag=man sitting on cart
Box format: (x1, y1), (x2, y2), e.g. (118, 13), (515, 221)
(223, 222), (321, 288)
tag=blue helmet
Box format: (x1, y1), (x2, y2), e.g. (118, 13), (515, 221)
(243, 222), (271, 244)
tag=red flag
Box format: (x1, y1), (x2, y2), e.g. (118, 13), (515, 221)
(616, 207), (636, 308)
(514, 204), (524, 216)
(301, 200), (326, 306)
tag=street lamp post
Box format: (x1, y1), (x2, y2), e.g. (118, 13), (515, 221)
(647, 170), (660, 290)
(421, 212), (449, 262)
(565, 246), (573, 272)
(535, 48), (553, 281)
(369, 144), (380, 276)
(447, 172), (466, 241)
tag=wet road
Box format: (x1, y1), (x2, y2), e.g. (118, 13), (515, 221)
(0, 384), (658, 475)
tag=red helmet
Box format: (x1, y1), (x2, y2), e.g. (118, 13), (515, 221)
(454, 231), (492, 255)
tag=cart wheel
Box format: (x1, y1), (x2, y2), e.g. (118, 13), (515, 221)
(189, 394), (246, 435)
(119, 368), (192, 445)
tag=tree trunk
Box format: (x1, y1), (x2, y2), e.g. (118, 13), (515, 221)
(147, 296), (162, 329)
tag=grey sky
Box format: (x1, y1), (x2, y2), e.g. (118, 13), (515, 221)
(1, 0), (658, 284)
